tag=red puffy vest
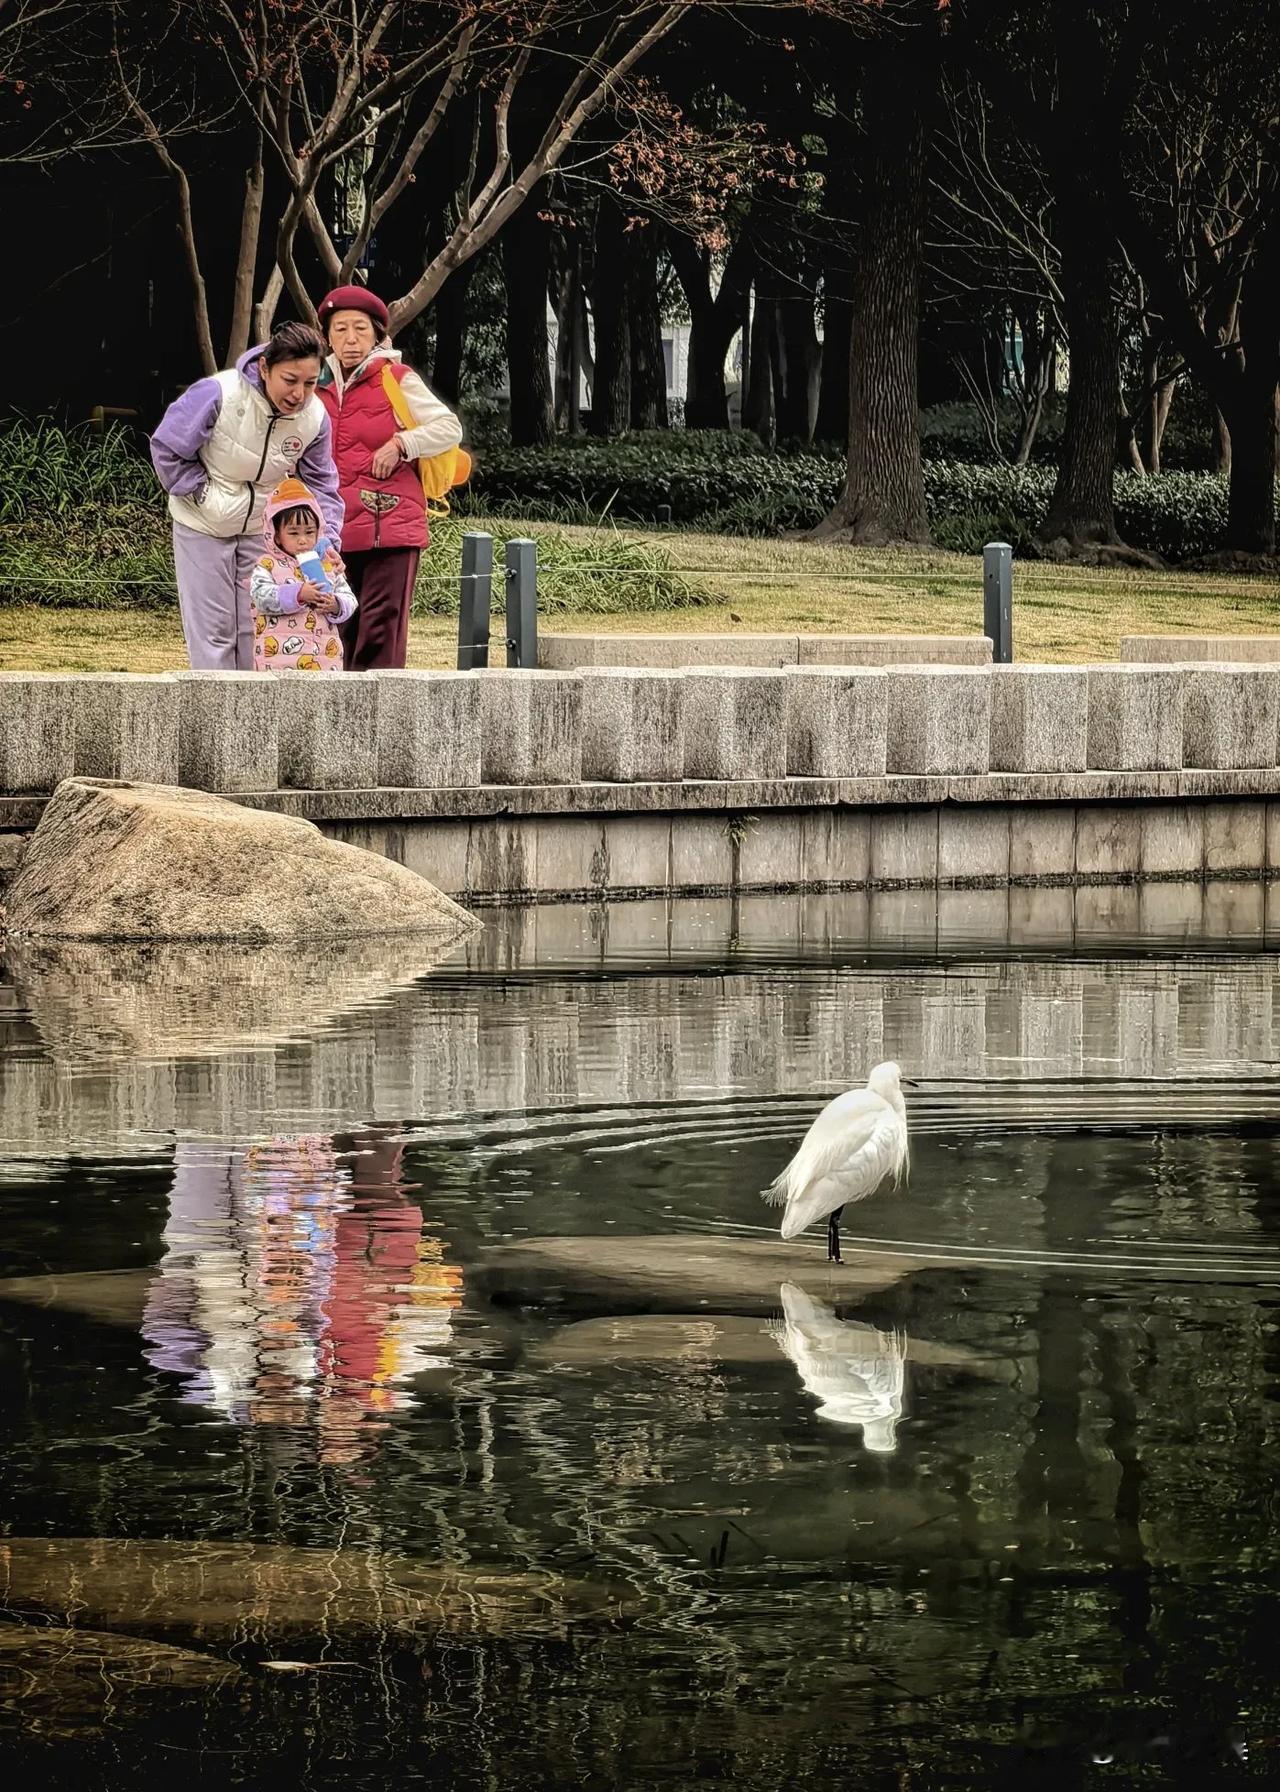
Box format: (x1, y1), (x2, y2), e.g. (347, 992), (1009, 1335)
(317, 357), (427, 554)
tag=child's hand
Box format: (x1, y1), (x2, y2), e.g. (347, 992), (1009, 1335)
(310, 588), (340, 617)
(298, 580), (325, 608)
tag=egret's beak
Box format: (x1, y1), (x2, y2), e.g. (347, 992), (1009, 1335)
(902, 1078), (920, 1088)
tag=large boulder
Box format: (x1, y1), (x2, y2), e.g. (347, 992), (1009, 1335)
(4, 778), (478, 943)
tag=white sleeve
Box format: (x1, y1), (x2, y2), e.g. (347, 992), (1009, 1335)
(393, 368), (463, 461)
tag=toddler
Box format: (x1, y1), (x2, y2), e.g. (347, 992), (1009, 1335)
(250, 477), (357, 672)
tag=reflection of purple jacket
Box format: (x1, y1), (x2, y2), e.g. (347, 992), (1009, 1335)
(150, 346), (344, 545)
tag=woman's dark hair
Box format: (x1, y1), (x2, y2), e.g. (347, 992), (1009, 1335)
(262, 321), (325, 367)
(273, 505), (318, 539)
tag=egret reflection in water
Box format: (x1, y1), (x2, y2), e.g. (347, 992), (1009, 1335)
(141, 1130), (462, 1463)
(770, 1282), (908, 1450)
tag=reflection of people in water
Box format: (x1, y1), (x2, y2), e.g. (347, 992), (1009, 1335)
(141, 1131), (461, 1463)
(770, 1283), (907, 1452)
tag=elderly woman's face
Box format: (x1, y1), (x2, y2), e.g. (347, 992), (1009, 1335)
(328, 309), (379, 370)
(261, 355), (321, 415)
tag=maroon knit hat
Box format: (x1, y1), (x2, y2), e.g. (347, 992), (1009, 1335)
(317, 285), (390, 334)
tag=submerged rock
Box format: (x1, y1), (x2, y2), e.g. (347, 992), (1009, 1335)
(0, 1622), (242, 1729)
(475, 1234), (947, 1316)
(0, 1268), (151, 1329)
(0, 1538), (630, 1642)
(4, 778), (479, 943)
(528, 1311), (994, 1373)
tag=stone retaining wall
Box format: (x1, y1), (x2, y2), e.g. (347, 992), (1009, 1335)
(2, 663), (1280, 901)
(537, 633), (994, 668)
(1121, 634), (1280, 663)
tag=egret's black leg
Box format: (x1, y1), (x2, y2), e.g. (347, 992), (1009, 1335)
(827, 1205), (845, 1264)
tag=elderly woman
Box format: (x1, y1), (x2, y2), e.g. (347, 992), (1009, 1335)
(315, 285), (462, 670)
(150, 322), (342, 671)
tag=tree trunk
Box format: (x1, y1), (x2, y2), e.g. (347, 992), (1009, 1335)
(669, 227), (754, 431)
(1223, 238), (1280, 553)
(589, 199), (631, 437)
(815, 265), (853, 444)
(553, 238), (585, 432)
(682, 304), (730, 429)
(628, 222), (668, 431)
(1038, 192), (1120, 548)
(1214, 410), (1232, 475)
(1223, 388), (1277, 553)
(227, 121), (265, 365)
(815, 61), (930, 544)
(430, 255), (475, 404)
(775, 294), (821, 444)
(742, 291), (776, 444)
(503, 197), (555, 447)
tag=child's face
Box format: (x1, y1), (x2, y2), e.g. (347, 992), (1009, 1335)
(277, 512), (319, 556)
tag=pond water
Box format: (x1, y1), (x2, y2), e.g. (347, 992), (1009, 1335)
(2, 884), (1280, 1787)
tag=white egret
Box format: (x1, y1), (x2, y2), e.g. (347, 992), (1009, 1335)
(764, 1061), (912, 1262)
(770, 1283), (907, 1450)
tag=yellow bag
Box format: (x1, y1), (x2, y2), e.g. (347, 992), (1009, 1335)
(381, 365), (471, 519)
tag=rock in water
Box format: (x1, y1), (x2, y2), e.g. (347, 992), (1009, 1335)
(0, 1623), (242, 1733)
(0, 1538), (630, 1641)
(473, 1235), (949, 1316)
(4, 778), (478, 943)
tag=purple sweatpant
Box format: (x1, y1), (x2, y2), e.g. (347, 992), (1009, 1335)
(172, 522), (261, 670)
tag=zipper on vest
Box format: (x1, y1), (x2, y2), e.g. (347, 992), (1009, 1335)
(243, 410), (279, 531)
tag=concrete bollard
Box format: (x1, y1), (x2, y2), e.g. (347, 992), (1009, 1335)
(275, 672), (378, 790)
(1180, 664), (1280, 770)
(680, 667), (788, 781)
(784, 666), (887, 777)
(374, 670), (482, 788)
(0, 673), (78, 793)
(478, 670), (582, 784)
(174, 671), (280, 792)
(885, 666), (991, 775)
(73, 673), (179, 784)
(579, 668), (685, 782)
(1086, 665), (1183, 771)
(989, 665), (1089, 773)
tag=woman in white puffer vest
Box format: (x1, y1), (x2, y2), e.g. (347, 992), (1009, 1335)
(151, 322), (344, 671)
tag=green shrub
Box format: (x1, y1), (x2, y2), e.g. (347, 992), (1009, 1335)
(415, 517), (702, 615)
(0, 418), (161, 522)
(0, 421), (702, 613)
(468, 442), (1270, 561)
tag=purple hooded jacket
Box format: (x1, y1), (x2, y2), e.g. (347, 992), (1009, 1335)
(150, 346), (344, 544)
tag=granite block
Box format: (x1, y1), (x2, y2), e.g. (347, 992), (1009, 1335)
(374, 670), (481, 788)
(174, 671), (279, 792)
(1181, 664), (1279, 770)
(885, 667), (991, 775)
(783, 666), (887, 778)
(74, 673), (179, 784)
(478, 670), (582, 785)
(275, 671), (378, 790)
(1086, 665), (1183, 770)
(680, 667), (787, 781)
(0, 673), (78, 793)
(989, 665), (1089, 772)
(579, 668), (685, 782)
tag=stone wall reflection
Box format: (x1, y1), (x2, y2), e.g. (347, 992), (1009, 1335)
(3, 883), (1280, 1159)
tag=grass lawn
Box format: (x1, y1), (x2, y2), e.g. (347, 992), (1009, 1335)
(1, 520), (1277, 671)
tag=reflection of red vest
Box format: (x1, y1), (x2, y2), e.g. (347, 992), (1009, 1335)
(318, 358), (427, 553)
